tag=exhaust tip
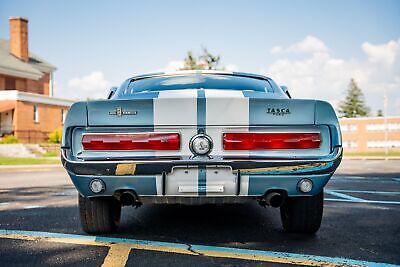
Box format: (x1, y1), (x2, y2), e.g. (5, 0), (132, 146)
(118, 190), (138, 206)
(263, 191), (285, 208)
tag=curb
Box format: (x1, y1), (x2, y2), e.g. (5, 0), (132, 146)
(0, 164), (62, 170)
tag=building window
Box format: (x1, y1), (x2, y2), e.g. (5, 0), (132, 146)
(341, 124), (357, 132)
(388, 123), (400, 131)
(367, 123), (400, 132)
(33, 105), (39, 123)
(5, 78), (16, 90)
(367, 140), (400, 148)
(349, 125), (357, 132)
(342, 141), (358, 149)
(61, 109), (66, 124)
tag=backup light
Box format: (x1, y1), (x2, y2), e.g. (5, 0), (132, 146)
(89, 179), (105, 193)
(82, 133), (180, 151)
(223, 132), (321, 150)
(298, 179), (313, 193)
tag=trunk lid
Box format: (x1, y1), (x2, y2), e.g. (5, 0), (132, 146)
(87, 89), (316, 126)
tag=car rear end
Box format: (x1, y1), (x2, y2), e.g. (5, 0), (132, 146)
(61, 72), (342, 234)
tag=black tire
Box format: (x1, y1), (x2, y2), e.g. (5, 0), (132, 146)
(280, 191), (324, 234)
(78, 195), (121, 234)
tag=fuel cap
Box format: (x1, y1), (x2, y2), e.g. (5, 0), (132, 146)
(190, 134), (213, 156)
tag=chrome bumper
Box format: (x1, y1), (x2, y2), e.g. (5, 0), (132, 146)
(61, 147), (342, 176)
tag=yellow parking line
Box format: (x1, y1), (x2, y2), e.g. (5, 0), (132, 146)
(102, 244), (132, 267)
(196, 250), (346, 267)
(0, 233), (108, 247)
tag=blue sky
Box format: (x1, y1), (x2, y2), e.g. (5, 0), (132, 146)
(1, 0), (399, 114)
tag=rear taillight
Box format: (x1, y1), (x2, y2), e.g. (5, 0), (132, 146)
(223, 132), (320, 150)
(82, 133), (180, 150)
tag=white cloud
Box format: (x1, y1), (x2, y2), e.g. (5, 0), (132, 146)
(225, 64), (239, 71)
(270, 35), (328, 54)
(160, 60), (185, 72)
(264, 37), (400, 115)
(362, 39), (400, 66)
(67, 71), (110, 100)
(270, 46), (283, 54)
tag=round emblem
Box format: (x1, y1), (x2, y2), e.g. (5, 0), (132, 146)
(189, 134), (213, 156)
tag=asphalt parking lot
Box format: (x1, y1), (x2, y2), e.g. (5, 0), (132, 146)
(0, 160), (399, 267)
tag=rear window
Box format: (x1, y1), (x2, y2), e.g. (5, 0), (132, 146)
(117, 74), (275, 96)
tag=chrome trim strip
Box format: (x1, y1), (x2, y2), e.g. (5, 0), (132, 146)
(62, 147), (342, 176)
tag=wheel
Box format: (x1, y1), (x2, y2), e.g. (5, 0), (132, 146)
(280, 191), (324, 234)
(78, 195), (121, 234)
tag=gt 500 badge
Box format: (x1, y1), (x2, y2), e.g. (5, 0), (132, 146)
(109, 107), (137, 117)
(266, 107), (291, 116)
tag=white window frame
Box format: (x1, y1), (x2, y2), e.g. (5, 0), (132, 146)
(34, 105), (39, 123)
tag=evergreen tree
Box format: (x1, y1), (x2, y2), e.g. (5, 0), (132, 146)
(338, 79), (370, 118)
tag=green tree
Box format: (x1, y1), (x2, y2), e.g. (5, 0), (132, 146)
(181, 51), (201, 70)
(180, 48), (222, 70)
(338, 79), (370, 118)
(199, 48), (221, 70)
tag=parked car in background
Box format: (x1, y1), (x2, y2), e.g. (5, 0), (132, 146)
(61, 70), (342, 234)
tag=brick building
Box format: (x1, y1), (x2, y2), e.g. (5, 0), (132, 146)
(0, 17), (73, 142)
(340, 117), (400, 153)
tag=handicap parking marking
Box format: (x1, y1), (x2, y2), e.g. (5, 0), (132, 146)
(0, 229), (399, 267)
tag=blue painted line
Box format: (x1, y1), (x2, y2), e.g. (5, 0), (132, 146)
(332, 190), (400, 195)
(0, 229), (399, 267)
(325, 190), (365, 201)
(191, 244), (398, 267)
(325, 198), (400, 205)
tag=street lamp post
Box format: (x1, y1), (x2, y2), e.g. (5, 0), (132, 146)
(384, 93), (388, 159)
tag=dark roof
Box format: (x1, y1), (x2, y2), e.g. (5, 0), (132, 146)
(0, 39), (56, 80)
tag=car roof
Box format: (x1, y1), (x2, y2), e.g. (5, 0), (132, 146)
(128, 70), (271, 82)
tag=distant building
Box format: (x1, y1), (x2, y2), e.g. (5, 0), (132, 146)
(340, 117), (400, 152)
(0, 17), (73, 142)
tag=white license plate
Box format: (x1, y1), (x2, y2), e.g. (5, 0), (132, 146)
(165, 166), (237, 196)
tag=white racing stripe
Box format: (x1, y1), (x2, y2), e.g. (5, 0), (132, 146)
(152, 89), (253, 196)
(154, 90), (198, 195)
(205, 90), (250, 196)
